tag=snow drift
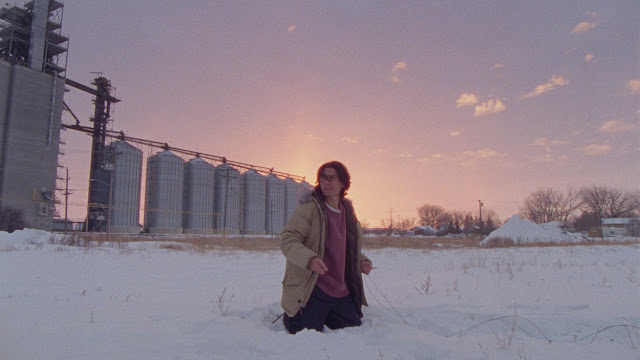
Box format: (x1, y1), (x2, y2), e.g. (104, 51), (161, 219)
(481, 214), (590, 246)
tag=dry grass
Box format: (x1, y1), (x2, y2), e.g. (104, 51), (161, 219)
(63, 233), (639, 252)
(362, 235), (483, 249)
(75, 233), (282, 252)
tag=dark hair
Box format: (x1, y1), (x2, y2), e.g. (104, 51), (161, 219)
(314, 161), (351, 199)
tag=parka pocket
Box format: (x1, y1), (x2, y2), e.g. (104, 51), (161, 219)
(281, 263), (313, 286)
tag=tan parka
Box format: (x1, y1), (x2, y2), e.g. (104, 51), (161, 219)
(280, 191), (370, 317)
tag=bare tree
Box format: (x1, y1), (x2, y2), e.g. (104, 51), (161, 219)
(462, 212), (475, 230)
(561, 187), (584, 223)
(572, 211), (600, 232)
(520, 187), (582, 224)
(581, 185), (638, 219)
(396, 217), (416, 235)
(482, 208), (501, 230)
(379, 217), (392, 235)
(450, 210), (466, 229)
(417, 204), (450, 228)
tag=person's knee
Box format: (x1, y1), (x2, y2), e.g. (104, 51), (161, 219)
(325, 312), (361, 329)
(283, 313), (304, 334)
(284, 310), (327, 334)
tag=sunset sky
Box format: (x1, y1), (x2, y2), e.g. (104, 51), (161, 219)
(53, 0), (639, 226)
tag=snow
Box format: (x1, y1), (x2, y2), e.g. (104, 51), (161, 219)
(1, 229), (639, 360)
(481, 215), (590, 246)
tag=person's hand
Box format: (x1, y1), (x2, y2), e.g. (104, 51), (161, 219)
(308, 257), (328, 275)
(361, 260), (372, 275)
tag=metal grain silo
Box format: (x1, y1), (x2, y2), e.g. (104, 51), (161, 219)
(144, 150), (185, 234)
(298, 180), (314, 204)
(266, 174), (285, 235)
(107, 140), (142, 233)
(284, 177), (299, 226)
(183, 157), (215, 234)
(241, 169), (266, 234)
(214, 163), (241, 234)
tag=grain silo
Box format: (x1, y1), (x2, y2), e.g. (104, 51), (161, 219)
(298, 180), (314, 203)
(144, 150), (185, 233)
(183, 157), (215, 234)
(284, 177), (299, 226)
(241, 169), (266, 234)
(214, 163), (241, 234)
(107, 140), (142, 233)
(266, 174), (285, 235)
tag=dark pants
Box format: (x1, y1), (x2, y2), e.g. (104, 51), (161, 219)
(283, 286), (362, 334)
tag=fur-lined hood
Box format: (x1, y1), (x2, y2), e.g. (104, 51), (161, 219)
(297, 186), (354, 208)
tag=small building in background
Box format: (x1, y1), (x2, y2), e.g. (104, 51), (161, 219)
(601, 218), (640, 237)
(411, 225), (436, 236)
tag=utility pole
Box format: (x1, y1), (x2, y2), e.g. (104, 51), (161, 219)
(63, 168), (70, 234)
(106, 166), (113, 242)
(478, 200), (483, 237)
(223, 169), (229, 238)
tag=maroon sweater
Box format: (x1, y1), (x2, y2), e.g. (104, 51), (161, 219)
(315, 202), (350, 298)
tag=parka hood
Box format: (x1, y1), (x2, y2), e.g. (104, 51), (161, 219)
(298, 187), (354, 209)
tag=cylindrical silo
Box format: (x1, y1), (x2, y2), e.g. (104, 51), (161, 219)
(144, 150), (185, 234)
(214, 163), (241, 234)
(298, 180), (314, 204)
(266, 174), (285, 235)
(183, 157), (215, 234)
(107, 140), (142, 233)
(241, 169), (266, 234)
(284, 177), (299, 226)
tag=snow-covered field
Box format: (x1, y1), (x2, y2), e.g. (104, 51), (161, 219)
(1, 229), (639, 360)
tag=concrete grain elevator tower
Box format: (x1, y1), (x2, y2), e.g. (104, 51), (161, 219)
(0, 0), (67, 230)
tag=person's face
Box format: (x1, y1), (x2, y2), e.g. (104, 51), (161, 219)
(319, 167), (343, 199)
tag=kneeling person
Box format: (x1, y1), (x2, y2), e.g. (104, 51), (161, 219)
(280, 161), (373, 334)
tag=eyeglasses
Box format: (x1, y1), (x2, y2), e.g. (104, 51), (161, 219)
(320, 173), (339, 182)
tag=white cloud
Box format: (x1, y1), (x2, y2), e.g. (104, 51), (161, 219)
(599, 120), (637, 133)
(449, 131), (460, 137)
(532, 153), (555, 163)
(468, 148), (505, 159)
(391, 61), (407, 83)
(305, 132), (322, 142)
(392, 61), (407, 73)
(371, 148), (389, 154)
(571, 21), (598, 34)
(399, 153), (414, 158)
(474, 99), (506, 116)
(523, 75), (570, 98)
(341, 137), (358, 144)
(456, 93), (479, 108)
(287, 24), (297, 32)
(529, 153), (570, 163)
(531, 137), (548, 146)
(493, 63), (504, 69)
(531, 137), (569, 147)
(584, 53), (594, 62)
(578, 144), (611, 155)
(531, 137), (552, 152)
(627, 79), (640, 94)
(419, 148), (506, 166)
